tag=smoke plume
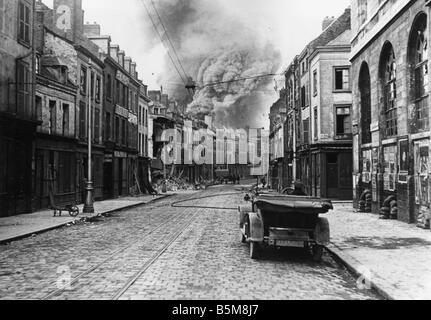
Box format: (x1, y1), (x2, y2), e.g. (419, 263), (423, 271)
(148, 0), (282, 129)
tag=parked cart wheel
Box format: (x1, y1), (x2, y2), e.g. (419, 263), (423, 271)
(69, 206), (80, 218)
(250, 242), (260, 260)
(312, 245), (324, 262)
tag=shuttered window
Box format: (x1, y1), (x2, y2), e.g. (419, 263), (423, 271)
(18, 1), (31, 45)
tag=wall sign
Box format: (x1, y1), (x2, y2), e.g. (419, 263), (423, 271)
(362, 149), (372, 183)
(414, 141), (429, 206)
(383, 145), (397, 192)
(116, 71), (129, 85)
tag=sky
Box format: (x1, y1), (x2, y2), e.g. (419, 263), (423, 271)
(42, 0), (351, 128)
(43, 0), (351, 89)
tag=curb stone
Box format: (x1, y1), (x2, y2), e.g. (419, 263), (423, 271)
(326, 243), (399, 300)
(0, 194), (173, 245)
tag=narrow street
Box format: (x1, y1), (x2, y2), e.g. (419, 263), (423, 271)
(0, 185), (380, 300)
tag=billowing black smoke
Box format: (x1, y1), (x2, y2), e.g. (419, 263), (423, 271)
(147, 0), (282, 129)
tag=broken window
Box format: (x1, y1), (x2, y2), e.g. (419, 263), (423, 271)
(335, 106), (352, 137)
(380, 43), (398, 138)
(334, 67), (350, 91)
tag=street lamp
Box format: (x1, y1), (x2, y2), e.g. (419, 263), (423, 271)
(83, 59), (95, 214)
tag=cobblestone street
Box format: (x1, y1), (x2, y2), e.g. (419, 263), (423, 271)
(0, 185), (380, 300)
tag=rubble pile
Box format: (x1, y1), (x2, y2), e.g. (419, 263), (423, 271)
(153, 177), (197, 192)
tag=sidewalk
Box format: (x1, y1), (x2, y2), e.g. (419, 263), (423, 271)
(0, 193), (175, 244)
(327, 202), (431, 300)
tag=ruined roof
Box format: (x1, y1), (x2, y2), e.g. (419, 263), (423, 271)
(41, 55), (63, 67)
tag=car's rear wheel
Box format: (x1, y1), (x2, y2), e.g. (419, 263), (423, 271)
(250, 242), (260, 259)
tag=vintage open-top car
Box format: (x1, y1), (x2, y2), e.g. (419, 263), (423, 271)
(239, 192), (333, 261)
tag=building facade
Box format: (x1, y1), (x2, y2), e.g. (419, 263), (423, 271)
(0, 0), (159, 216)
(308, 27), (353, 200)
(283, 8), (353, 199)
(0, 0), (38, 216)
(33, 12), (79, 211)
(351, 0), (431, 228)
(85, 23), (143, 199)
(269, 90), (287, 192)
(137, 82), (152, 193)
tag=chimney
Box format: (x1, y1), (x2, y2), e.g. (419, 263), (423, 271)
(131, 62), (137, 78)
(322, 16), (335, 30)
(118, 50), (125, 68)
(83, 21), (101, 37)
(110, 44), (119, 63)
(125, 57), (132, 73)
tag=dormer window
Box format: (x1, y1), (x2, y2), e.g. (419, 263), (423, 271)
(59, 66), (68, 84)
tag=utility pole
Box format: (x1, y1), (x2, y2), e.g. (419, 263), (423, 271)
(83, 59), (95, 213)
